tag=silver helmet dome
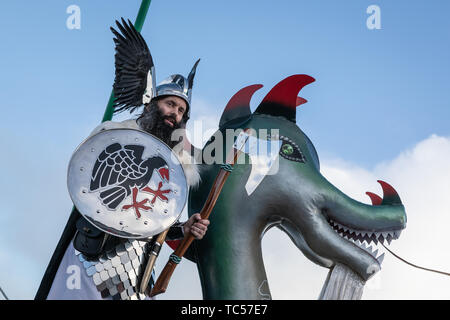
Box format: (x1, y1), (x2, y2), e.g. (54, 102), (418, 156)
(152, 59), (200, 119)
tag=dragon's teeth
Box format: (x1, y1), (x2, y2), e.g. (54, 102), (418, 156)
(377, 253), (385, 264)
(329, 219), (402, 247)
(372, 249), (378, 257)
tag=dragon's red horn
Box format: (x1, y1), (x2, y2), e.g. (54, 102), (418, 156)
(219, 84), (263, 129)
(296, 97), (308, 107)
(254, 74), (315, 122)
(366, 192), (383, 206)
(377, 180), (402, 205)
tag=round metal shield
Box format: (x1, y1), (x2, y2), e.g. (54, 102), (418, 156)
(67, 128), (188, 239)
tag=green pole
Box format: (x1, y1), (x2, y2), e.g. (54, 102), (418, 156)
(102, 0), (152, 122)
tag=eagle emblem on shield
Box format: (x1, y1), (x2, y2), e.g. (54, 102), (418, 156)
(67, 128), (188, 239)
(90, 143), (172, 218)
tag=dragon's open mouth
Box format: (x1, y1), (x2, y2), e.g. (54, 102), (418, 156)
(327, 218), (402, 263)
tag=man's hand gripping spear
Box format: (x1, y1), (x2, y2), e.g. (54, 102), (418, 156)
(149, 129), (250, 297)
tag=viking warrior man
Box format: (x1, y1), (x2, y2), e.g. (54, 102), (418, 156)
(35, 18), (209, 300)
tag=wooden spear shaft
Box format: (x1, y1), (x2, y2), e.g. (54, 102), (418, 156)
(139, 228), (170, 294)
(150, 131), (250, 297)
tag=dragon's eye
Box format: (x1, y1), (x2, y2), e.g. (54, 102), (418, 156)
(279, 136), (306, 163)
(281, 144), (294, 155)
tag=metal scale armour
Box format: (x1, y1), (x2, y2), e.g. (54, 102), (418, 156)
(75, 239), (151, 300)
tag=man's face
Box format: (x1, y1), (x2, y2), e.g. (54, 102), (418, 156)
(156, 96), (187, 128)
(139, 95), (188, 148)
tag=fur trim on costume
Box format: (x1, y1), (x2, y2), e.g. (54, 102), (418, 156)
(174, 148), (201, 188)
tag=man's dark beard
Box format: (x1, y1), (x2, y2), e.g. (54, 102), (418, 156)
(137, 104), (182, 148)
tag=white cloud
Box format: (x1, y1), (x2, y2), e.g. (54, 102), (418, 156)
(263, 134), (450, 299)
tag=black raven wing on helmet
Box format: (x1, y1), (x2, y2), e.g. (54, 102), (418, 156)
(110, 18), (156, 114)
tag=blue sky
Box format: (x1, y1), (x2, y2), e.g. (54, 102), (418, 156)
(1, 1), (449, 164)
(0, 0), (449, 299)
